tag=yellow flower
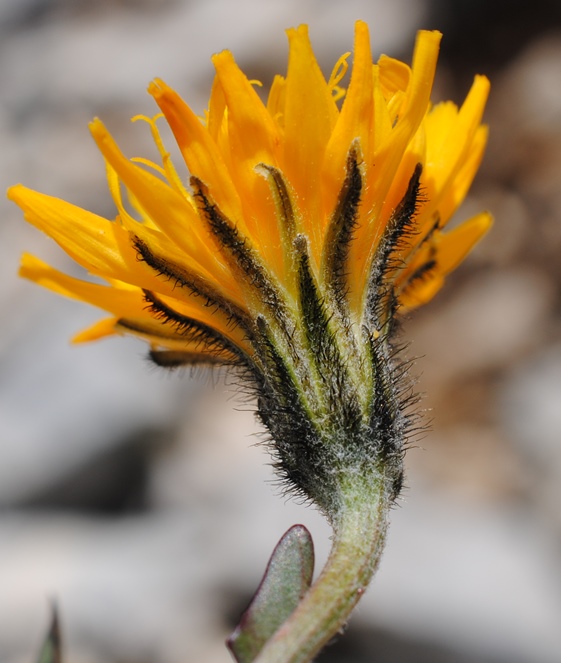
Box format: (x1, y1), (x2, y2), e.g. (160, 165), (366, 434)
(8, 21), (491, 512)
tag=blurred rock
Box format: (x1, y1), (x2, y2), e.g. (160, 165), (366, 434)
(484, 33), (561, 275)
(360, 490), (561, 663)
(0, 294), (195, 506)
(408, 265), (554, 397)
(427, 0), (561, 76)
(0, 511), (223, 663)
(500, 345), (561, 534)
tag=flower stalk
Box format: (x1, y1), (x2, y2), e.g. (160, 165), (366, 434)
(255, 472), (391, 663)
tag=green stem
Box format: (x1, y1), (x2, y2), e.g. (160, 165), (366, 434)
(254, 475), (391, 663)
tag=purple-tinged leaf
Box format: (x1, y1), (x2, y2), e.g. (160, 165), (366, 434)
(227, 524), (314, 662)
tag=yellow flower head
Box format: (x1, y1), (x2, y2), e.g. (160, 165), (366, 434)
(8, 22), (490, 514)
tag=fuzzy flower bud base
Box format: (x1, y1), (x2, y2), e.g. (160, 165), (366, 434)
(251, 148), (416, 516)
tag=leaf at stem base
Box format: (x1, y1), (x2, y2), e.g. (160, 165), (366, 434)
(227, 524), (315, 663)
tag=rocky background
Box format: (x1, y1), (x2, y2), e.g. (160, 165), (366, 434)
(1, 0), (561, 661)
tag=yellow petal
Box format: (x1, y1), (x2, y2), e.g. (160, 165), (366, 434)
(211, 50), (280, 172)
(436, 124), (489, 226)
(283, 25), (339, 259)
(89, 119), (233, 281)
(422, 75), (490, 226)
(400, 274), (445, 310)
(8, 185), (142, 283)
(207, 75), (227, 142)
(433, 211), (492, 274)
(350, 30), (442, 313)
(378, 55), (411, 99)
(149, 78), (243, 224)
(73, 317), (121, 343)
(21, 252), (251, 354)
(322, 21), (374, 237)
(119, 216), (244, 308)
(20, 253), (153, 317)
(399, 211), (492, 309)
(267, 75), (287, 128)
(212, 50), (285, 277)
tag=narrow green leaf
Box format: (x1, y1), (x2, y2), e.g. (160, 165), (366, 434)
(227, 524), (314, 663)
(37, 605), (62, 663)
